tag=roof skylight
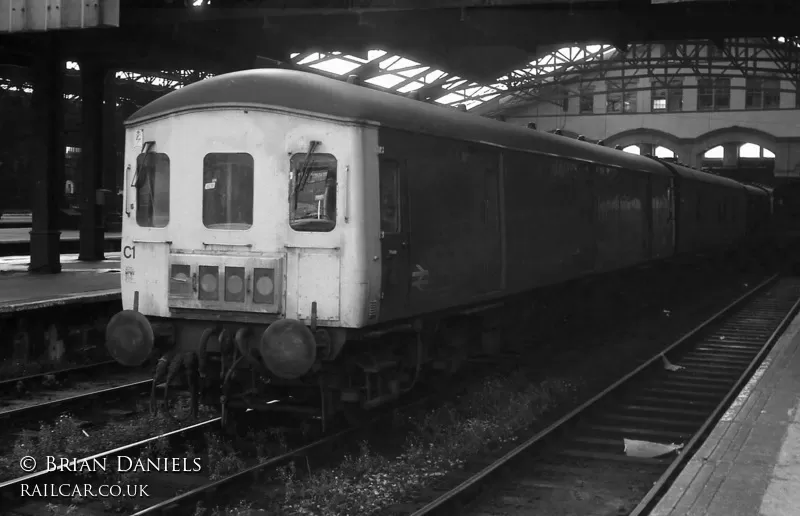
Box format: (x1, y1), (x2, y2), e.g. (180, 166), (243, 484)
(289, 43), (617, 111)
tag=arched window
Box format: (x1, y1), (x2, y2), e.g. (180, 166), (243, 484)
(654, 146), (675, 158)
(739, 143), (760, 158)
(623, 145), (640, 155)
(739, 142), (776, 159)
(704, 146), (724, 159)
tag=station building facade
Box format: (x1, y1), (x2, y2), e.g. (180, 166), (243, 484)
(488, 39), (800, 184)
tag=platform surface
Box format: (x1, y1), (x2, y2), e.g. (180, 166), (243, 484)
(0, 253), (121, 313)
(0, 228), (121, 243)
(651, 309), (800, 516)
(0, 213), (31, 227)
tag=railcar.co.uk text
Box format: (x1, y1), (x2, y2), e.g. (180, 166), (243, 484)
(15, 455), (203, 498)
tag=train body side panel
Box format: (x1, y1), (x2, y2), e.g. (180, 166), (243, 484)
(675, 178), (748, 254)
(592, 166), (649, 272)
(378, 128), (504, 316)
(744, 190), (771, 243)
(502, 151), (596, 291)
(373, 127), (748, 323)
(376, 129), (678, 320)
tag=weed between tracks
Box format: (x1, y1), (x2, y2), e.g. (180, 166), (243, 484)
(0, 397), (214, 482)
(200, 373), (576, 516)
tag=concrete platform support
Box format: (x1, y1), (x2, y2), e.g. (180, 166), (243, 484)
(28, 37), (63, 274)
(78, 61), (106, 261)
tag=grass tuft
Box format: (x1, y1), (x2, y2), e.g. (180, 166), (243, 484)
(0, 397), (212, 481)
(265, 373), (576, 515)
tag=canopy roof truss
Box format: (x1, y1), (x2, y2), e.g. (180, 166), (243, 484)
(0, 63), (216, 108)
(482, 37), (800, 115)
(287, 43), (622, 110)
(2, 37), (798, 116)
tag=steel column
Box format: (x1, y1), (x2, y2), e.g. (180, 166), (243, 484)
(103, 70), (118, 202)
(78, 61), (105, 261)
(28, 36), (63, 274)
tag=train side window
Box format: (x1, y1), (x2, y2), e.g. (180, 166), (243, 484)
(289, 153), (337, 232)
(202, 153), (254, 230)
(379, 160), (400, 233)
(135, 152), (170, 228)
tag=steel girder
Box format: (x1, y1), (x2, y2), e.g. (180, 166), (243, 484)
(3, 37), (797, 117)
(289, 49), (505, 110)
(479, 37), (800, 115)
(0, 64), (215, 108)
(288, 44), (620, 111)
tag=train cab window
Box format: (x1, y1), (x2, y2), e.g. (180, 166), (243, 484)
(379, 160), (400, 233)
(202, 153), (254, 230)
(135, 152), (170, 228)
(289, 153), (337, 232)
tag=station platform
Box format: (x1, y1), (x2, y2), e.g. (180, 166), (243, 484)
(0, 253), (121, 314)
(0, 228), (122, 256)
(0, 213), (31, 228)
(651, 309), (800, 516)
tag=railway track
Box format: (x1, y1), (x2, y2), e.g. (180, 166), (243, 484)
(1, 417), (221, 514)
(0, 378), (151, 422)
(2, 392), (431, 516)
(0, 360), (120, 395)
(0, 360), (151, 423)
(394, 274), (800, 516)
(125, 393), (436, 516)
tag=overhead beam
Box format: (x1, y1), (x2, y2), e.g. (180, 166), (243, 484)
(1, 0), (119, 33)
(121, 0), (622, 24)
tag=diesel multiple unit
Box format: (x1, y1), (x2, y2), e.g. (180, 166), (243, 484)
(105, 69), (773, 423)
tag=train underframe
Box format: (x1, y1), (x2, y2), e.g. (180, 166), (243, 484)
(145, 311), (506, 429)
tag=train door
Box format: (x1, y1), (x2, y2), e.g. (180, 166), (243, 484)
(480, 153), (503, 293)
(644, 176), (654, 259)
(378, 157), (410, 320)
(648, 175), (674, 260)
(669, 175), (680, 256)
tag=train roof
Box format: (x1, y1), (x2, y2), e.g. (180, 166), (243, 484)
(127, 69), (673, 176)
(743, 182), (772, 195)
(659, 160), (751, 191)
(126, 69), (748, 191)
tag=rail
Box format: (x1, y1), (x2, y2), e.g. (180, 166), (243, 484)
(405, 274), (800, 515)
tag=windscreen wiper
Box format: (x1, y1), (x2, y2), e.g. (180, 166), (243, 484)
(131, 141), (155, 188)
(295, 140), (321, 198)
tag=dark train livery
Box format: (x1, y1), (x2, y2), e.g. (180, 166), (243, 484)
(106, 69), (773, 423)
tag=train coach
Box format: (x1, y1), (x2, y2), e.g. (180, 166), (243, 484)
(771, 181), (800, 246)
(105, 69), (771, 424)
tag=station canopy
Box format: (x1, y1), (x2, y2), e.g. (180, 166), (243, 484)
(288, 44), (617, 111)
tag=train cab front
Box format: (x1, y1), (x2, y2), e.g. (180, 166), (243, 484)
(108, 106), (371, 423)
